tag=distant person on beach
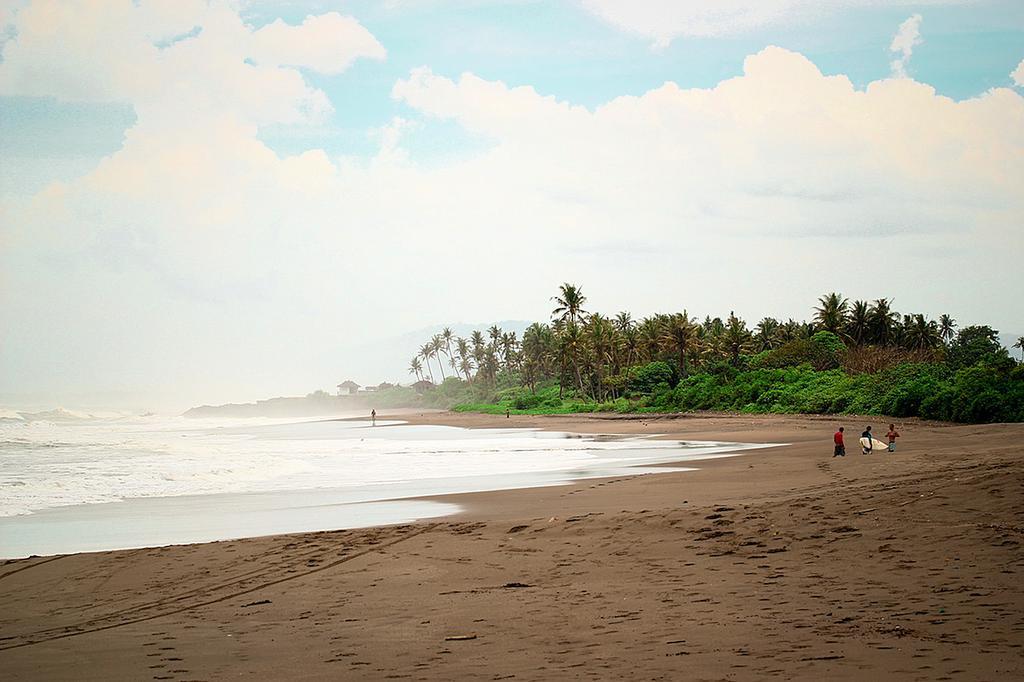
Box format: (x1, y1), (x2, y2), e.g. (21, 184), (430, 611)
(371, 409), (376, 427)
(861, 425), (873, 454)
(887, 423), (900, 452)
(833, 427), (845, 457)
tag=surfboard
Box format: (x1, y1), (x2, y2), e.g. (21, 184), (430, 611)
(859, 437), (888, 450)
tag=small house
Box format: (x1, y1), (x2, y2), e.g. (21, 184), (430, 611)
(337, 380), (360, 396)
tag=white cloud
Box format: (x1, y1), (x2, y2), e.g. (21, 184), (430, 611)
(578, 1), (966, 47)
(890, 14), (923, 78)
(1, 1), (1021, 406)
(1013, 58), (1024, 87)
(0, 1), (384, 120)
(251, 13), (386, 74)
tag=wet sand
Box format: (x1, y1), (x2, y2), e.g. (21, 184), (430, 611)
(1, 413), (1022, 680)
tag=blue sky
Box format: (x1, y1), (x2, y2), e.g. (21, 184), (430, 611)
(4, 0), (1023, 184)
(0, 1), (1022, 408)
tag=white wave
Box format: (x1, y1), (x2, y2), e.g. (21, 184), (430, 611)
(0, 416), (770, 517)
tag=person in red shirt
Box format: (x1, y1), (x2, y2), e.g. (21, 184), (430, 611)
(833, 427), (846, 457)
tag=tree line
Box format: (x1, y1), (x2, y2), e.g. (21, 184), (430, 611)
(409, 284), (1016, 402)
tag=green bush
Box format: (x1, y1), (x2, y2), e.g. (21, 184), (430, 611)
(452, 346), (1023, 423)
(750, 332), (845, 371)
(627, 361), (677, 394)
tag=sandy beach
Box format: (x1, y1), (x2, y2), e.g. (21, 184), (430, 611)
(1, 412), (1021, 680)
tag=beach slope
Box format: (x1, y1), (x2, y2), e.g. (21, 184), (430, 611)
(1, 414), (1021, 680)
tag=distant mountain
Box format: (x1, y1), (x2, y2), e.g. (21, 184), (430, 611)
(184, 394), (375, 419)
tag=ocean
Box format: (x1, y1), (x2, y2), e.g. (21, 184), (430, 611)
(0, 412), (772, 558)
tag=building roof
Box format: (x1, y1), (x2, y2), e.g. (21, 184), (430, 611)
(337, 380), (361, 389)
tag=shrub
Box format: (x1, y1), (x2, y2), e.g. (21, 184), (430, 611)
(946, 326), (1006, 371)
(627, 361), (677, 394)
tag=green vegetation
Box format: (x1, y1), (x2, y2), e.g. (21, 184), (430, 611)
(390, 286), (1023, 423)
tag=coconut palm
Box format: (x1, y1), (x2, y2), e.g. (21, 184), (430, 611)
(586, 314), (614, 399)
(459, 356), (475, 381)
(501, 331), (519, 371)
(470, 330), (486, 372)
(620, 323), (639, 366)
(868, 298), (897, 345)
(846, 300), (870, 346)
(814, 292), (849, 334)
(723, 312), (753, 365)
(778, 318), (801, 343)
(551, 283), (587, 325)
(455, 337), (473, 381)
(430, 335), (447, 382)
(522, 323), (553, 391)
(408, 357), (423, 381)
(558, 321), (587, 396)
(614, 311), (633, 333)
(661, 312), (695, 377)
(939, 314), (957, 344)
(418, 344), (435, 384)
(754, 317), (781, 351)
(638, 316), (662, 362)
(441, 327), (460, 379)
(904, 314), (941, 350)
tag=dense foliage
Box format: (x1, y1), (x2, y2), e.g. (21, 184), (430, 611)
(392, 287), (1023, 423)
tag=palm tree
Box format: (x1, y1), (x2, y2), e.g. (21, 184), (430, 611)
(558, 321), (587, 397)
(587, 314), (614, 399)
(614, 311), (633, 333)
(814, 292), (849, 334)
(471, 330), (486, 373)
(481, 346), (499, 386)
(702, 316), (726, 359)
(846, 300), (870, 346)
(895, 314), (913, 348)
(723, 312), (752, 365)
(904, 314), (941, 350)
(779, 318), (801, 343)
(522, 323), (553, 391)
(430, 335), (447, 382)
(661, 312), (695, 377)
(488, 325), (502, 348)
(754, 317), (781, 351)
(551, 283), (587, 325)
(620, 323), (639, 361)
(939, 314), (957, 344)
(868, 298), (897, 345)
(418, 344), (435, 384)
(408, 357), (423, 381)
(1013, 336), (1024, 362)
(442, 327), (460, 379)
(455, 337), (473, 381)
(638, 316), (662, 362)
(501, 331), (519, 371)
(459, 356), (475, 381)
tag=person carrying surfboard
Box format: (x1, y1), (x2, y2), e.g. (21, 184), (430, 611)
(861, 426), (873, 454)
(886, 423), (900, 452)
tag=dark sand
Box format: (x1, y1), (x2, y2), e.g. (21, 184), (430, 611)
(1, 413), (1022, 680)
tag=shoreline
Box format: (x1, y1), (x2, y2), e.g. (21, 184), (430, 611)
(0, 415), (777, 559)
(1, 412), (1021, 680)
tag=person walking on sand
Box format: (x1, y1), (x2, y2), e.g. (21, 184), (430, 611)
(861, 425), (874, 454)
(833, 427), (846, 457)
(371, 409), (376, 427)
(886, 423), (900, 452)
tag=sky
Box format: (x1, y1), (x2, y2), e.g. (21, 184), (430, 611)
(1, 0), (1022, 411)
